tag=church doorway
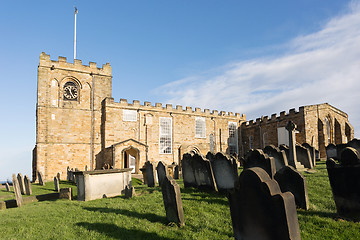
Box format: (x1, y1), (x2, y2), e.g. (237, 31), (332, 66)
(122, 147), (139, 173)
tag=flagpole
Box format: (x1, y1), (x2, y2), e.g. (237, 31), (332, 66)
(74, 7), (78, 60)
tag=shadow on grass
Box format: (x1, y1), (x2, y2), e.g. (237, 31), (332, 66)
(180, 187), (229, 205)
(83, 207), (167, 224)
(297, 209), (337, 219)
(76, 222), (176, 240)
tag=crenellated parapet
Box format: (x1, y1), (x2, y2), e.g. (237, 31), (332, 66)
(39, 52), (112, 76)
(104, 97), (245, 119)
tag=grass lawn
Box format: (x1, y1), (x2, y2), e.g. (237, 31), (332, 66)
(0, 162), (360, 239)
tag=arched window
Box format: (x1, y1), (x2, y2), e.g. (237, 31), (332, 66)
(324, 117), (331, 144)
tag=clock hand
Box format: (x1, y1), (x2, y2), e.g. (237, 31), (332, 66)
(70, 88), (75, 98)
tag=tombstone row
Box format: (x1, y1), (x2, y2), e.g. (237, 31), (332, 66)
(326, 138), (360, 161)
(142, 161), (180, 188)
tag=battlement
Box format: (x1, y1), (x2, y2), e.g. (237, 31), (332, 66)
(104, 97), (245, 119)
(243, 106), (305, 127)
(39, 52), (112, 76)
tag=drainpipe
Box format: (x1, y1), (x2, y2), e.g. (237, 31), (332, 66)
(211, 117), (216, 152)
(170, 112), (175, 163)
(138, 110), (141, 142)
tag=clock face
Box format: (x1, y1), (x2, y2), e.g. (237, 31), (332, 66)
(63, 82), (78, 100)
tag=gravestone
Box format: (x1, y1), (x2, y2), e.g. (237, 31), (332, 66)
(192, 153), (217, 191)
(145, 161), (156, 187)
(67, 166), (71, 181)
(326, 147), (360, 219)
(274, 166), (309, 210)
(326, 143), (337, 160)
(85, 165), (88, 171)
(12, 174), (23, 207)
(57, 172), (61, 180)
(54, 176), (60, 192)
(156, 161), (168, 186)
(244, 149), (276, 179)
(302, 143), (316, 167)
(182, 153), (197, 188)
(279, 144), (290, 162)
(296, 145), (314, 169)
(336, 144), (348, 160)
(125, 185), (135, 198)
(24, 175), (32, 195)
(37, 171), (45, 186)
(161, 175), (185, 227)
(210, 152), (238, 190)
(263, 145), (288, 171)
(173, 165), (179, 179)
(286, 121), (298, 168)
(17, 173), (25, 195)
(228, 167), (301, 240)
(348, 139), (360, 153)
(59, 188), (72, 200)
(5, 182), (10, 192)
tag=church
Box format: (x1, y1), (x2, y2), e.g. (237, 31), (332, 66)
(33, 53), (354, 181)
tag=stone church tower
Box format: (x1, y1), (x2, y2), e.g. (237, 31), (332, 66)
(33, 53), (112, 180)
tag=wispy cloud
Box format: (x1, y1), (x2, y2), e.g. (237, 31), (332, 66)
(156, 1), (360, 136)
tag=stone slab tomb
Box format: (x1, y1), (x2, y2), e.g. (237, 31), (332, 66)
(244, 149), (276, 178)
(156, 161), (168, 187)
(275, 166), (309, 210)
(17, 173), (25, 195)
(228, 167), (301, 240)
(327, 147), (360, 219)
(24, 175), (32, 195)
(161, 175), (185, 227)
(209, 152), (238, 190)
(12, 174), (23, 207)
(296, 145), (314, 169)
(54, 176), (60, 192)
(145, 161), (157, 187)
(263, 145), (288, 172)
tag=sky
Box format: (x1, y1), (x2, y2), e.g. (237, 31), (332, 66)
(0, 0), (359, 181)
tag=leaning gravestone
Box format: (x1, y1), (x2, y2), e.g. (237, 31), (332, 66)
(12, 174), (23, 207)
(302, 143), (316, 167)
(274, 166), (309, 210)
(37, 171), (45, 186)
(228, 167), (300, 240)
(54, 176), (60, 192)
(5, 182), (10, 192)
(296, 145), (314, 169)
(244, 149), (276, 179)
(209, 152), (238, 190)
(17, 173), (25, 195)
(192, 153), (217, 191)
(145, 161), (156, 187)
(182, 153), (197, 188)
(327, 147), (360, 219)
(161, 175), (185, 227)
(263, 145), (288, 172)
(24, 175), (32, 195)
(326, 143), (338, 160)
(156, 161), (168, 187)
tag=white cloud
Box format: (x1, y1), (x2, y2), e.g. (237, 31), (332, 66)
(156, 1), (360, 137)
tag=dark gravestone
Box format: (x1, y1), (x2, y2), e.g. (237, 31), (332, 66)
(5, 182), (10, 192)
(296, 145), (314, 169)
(182, 153), (197, 188)
(67, 166), (71, 181)
(326, 147), (360, 219)
(24, 175), (32, 195)
(244, 149), (276, 178)
(228, 167), (301, 240)
(302, 143), (316, 167)
(192, 153), (217, 191)
(17, 173), (25, 195)
(209, 152), (238, 190)
(57, 172), (61, 180)
(205, 152), (216, 162)
(348, 138), (360, 153)
(156, 161), (168, 187)
(125, 185), (135, 198)
(263, 145), (288, 172)
(279, 144), (290, 165)
(54, 177), (60, 192)
(336, 144), (348, 161)
(326, 143), (337, 160)
(286, 121), (298, 168)
(145, 161), (156, 187)
(274, 166), (309, 210)
(59, 188), (72, 200)
(37, 171), (45, 186)
(173, 165), (179, 179)
(12, 174), (23, 207)
(161, 175), (185, 227)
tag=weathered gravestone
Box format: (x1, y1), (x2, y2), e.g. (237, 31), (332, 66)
(24, 175), (32, 195)
(161, 175), (185, 227)
(296, 145), (314, 169)
(327, 147), (360, 219)
(188, 153), (217, 191)
(67, 166), (71, 181)
(263, 145), (288, 171)
(302, 143), (316, 167)
(348, 138), (360, 153)
(125, 185), (135, 198)
(37, 171), (45, 186)
(17, 173), (25, 195)
(145, 161), (157, 187)
(275, 166), (309, 210)
(336, 144), (348, 160)
(326, 143), (338, 160)
(182, 153), (197, 188)
(209, 152), (238, 190)
(59, 188), (72, 200)
(12, 174), (23, 207)
(156, 161), (168, 186)
(279, 144), (290, 163)
(286, 120), (298, 168)
(228, 167), (301, 240)
(173, 165), (179, 179)
(54, 176), (60, 192)
(5, 182), (10, 192)
(244, 149), (276, 178)
(57, 172), (61, 180)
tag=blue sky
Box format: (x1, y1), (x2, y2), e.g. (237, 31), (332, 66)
(0, 0), (359, 181)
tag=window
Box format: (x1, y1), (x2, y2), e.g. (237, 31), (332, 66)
(159, 117), (172, 154)
(123, 109), (137, 122)
(195, 117), (206, 138)
(228, 122), (238, 154)
(209, 134), (215, 153)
